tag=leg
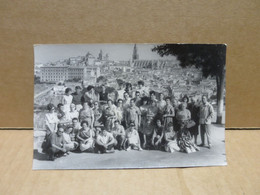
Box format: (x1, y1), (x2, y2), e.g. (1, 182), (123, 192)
(205, 124), (212, 148)
(200, 124), (205, 146)
(95, 143), (106, 153)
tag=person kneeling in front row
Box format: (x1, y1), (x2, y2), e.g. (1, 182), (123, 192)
(47, 126), (67, 161)
(77, 121), (95, 153)
(95, 127), (117, 154)
(125, 121), (142, 151)
(111, 120), (126, 150)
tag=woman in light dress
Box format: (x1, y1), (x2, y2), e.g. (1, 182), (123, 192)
(176, 103), (199, 153)
(61, 88), (73, 114)
(164, 122), (179, 153)
(45, 103), (59, 134)
(79, 102), (94, 128)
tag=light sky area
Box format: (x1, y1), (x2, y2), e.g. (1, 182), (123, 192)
(34, 44), (176, 64)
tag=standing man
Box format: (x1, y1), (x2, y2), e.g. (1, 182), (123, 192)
(199, 95), (214, 149)
(72, 86), (83, 111)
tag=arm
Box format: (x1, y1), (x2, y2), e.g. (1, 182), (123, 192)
(207, 104), (214, 120)
(76, 131), (85, 142)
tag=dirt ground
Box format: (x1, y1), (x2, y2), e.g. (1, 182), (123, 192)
(33, 124), (226, 170)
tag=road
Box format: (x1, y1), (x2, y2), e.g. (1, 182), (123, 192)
(33, 124), (226, 170)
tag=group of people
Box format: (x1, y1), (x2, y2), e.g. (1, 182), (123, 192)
(41, 80), (214, 161)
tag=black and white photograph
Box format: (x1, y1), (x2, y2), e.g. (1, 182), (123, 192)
(33, 43), (226, 170)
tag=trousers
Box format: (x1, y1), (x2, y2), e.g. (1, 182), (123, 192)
(200, 124), (211, 145)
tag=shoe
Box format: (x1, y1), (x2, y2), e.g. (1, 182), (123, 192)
(106, 149), (115, 153)
(207, 144), (212, 149)
(138, 147), (143, 151)
(126, 147), (131, 151)
(198, 144), (205, 147)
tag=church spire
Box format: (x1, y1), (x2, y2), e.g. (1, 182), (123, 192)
(132, 44), (139, 61)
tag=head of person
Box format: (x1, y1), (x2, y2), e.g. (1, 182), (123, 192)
(89, 103), (94, 109)
(47, 103), (55, 113)
(191, 96), (196, 104)
(117, 99), (123, 106)
(202, 95), (208, 104)
(83, 102), (90, 110)
(156, 119), (162, 127)
(65, 125), (73, 134)
(82, 81), (87, 89)
(129, 121), (135, 130)
(57, 126), (64, 136)
(182, 95), (189, 103)
(130, 99), (135, 107)
(57, 103), (64, 112)
(72, 118), (78, 127)
(138, 80), (144, 89)
(100, 128), (108, 136)
(167, 122), (174, 132)
(75, 86), (82, 94)
(101, 84), (106, 92)
(150, 100), (156, 107)
(179, 102), (187, 110)
(150, 91), (156, 100)
(81, 121), (89, 130)
(159, 93), (164, 101)
(70, 103), (76, 111)
(123, 92), (129, 100)
(114, 120), (120, 127)
(141, 96), (149, 106)
(118, 82), (124, 89)
(125, 83), (132, 91)
(87, 85), (95, 93)
(94, 101), (99, 109)
(135, 91), (141, 99)
(165, 97), (171, 105)
(107, 99), (113, 106)
(65, 88), (72, 95)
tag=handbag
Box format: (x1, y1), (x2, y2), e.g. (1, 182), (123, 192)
(186, 120), (196, 129)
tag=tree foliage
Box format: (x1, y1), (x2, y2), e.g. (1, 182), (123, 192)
(152, 44), (226, 78)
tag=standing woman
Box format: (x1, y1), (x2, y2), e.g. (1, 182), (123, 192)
(79, 102), (94, 128)
(157, 93), (166, 121)
(92, 101), (102, 127)
(45, 103), (59, 134)
(139, 96), (150, 145)
(125, 83), (135, 98)
(163, 97), (175, 128)
(103, 100), (117, 132)
(61, 88), (73, 114)
(77, 121), (95, 152)
(115, 99), (125, 125)
(176, 103), (199, 153)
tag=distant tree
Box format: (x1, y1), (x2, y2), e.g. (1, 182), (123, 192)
(152, 44), (226, 124)
(34, 75), (41, 84)
(97, 76), (108, 84)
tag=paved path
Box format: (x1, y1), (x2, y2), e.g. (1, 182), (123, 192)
(33, 124), (226, 170)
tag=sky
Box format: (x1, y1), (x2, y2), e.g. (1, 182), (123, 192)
(34, 44), (176, 64)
